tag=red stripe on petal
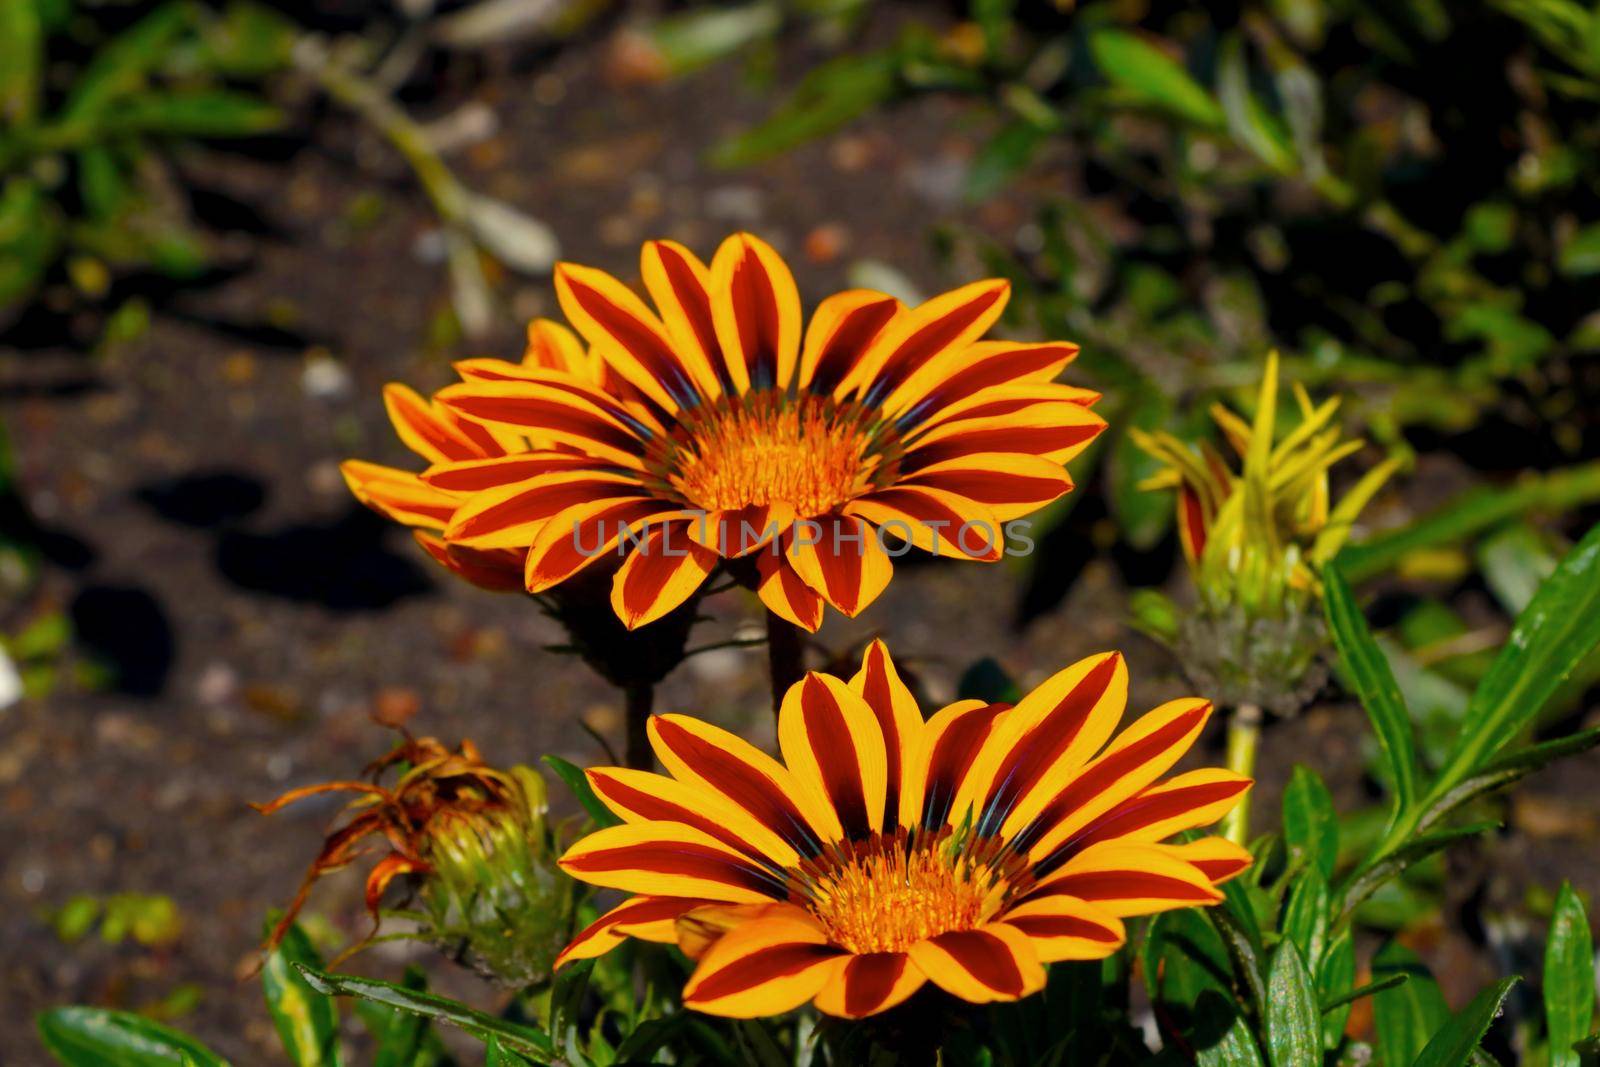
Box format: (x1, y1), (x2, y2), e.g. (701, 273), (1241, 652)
(924, 929), (1026, 997)
(797, 675), (871, 839)
(921, 703), (1010, 830)
(652, 718), (826, 855)
(561, 840), (784, 898)
(844, 953), (910, 1016)
(690, 942), (842, 1002)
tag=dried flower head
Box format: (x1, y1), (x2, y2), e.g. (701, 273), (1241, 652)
(256, 728), (572, 979)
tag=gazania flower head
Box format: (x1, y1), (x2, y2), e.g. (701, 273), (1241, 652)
(1131, 352), (1399, 714)
(554, 640), (1250, 1018)
(256, 727), (574, 981)
(345, 233), (1105, 631)
(1130, 351), (1398, 617)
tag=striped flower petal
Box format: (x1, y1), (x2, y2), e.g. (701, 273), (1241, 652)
(813, 952), (927, 1018)
(997, 896), (1127, 963)
(586, 766), (799, 867)
(610, 521), (717, 629)
(555, 895), (710, 967)
(778, 673), (889, 841)
(649, 714), (840, 855)
(640, 239), (729, 399)
(682, 913), (846, 1018)
(906, 925), (1045, 1004)
(797, 289), (901, 395)
(847, 640), (923, 831)
(786, 514), (894, 617)
(558, 822), (787, 903)
(709, 232), (802, 393)
(555, 261), (701, 412)
(1026, 841), (1223, 917)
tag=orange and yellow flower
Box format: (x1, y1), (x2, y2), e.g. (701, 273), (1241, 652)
(343, 233), (1104, 630)
(554, 641), (1251, 1018)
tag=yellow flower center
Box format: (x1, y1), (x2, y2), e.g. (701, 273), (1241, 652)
(804, 838), (1003, 954)
(657, 392), (890, 517)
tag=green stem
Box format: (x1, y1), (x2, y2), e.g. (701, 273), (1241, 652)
(765, 611), (805, 719)
(1221, 702), (1263, 845)
(624, 684), (654, 771)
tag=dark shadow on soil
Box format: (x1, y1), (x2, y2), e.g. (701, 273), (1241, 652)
(215, 507), (433, 610)
(136, 472), (268, 530)
(70, 585), (175, 698)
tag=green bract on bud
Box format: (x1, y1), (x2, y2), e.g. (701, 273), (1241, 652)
(257, 729), (579, 988)
(1132, 352), (1400, 715)
(419, 765), (578, 987)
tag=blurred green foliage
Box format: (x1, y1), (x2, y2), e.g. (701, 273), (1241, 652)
(716, 0), (1600, 553)
(0, 0), (295, 328)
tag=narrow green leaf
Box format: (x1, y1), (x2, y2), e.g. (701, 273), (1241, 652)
(484, 1037), (538, 1067)
(0, 0), (44, 126)
(62, 3), (196, 122)
(966, 119), (1048, 202)
(1318, 928), (1357, 1049)
(1478, 522), (1557, 616)
(1088, 28), (1226, 129)
(1283, 764), (1339, 880)
(1546, 883), (1595, 1067)
(1337, 463), (1600, 584)
(113, 91), (282, 137)
(1372, 942), (1449, 1067)
(1194, 990), (1266, 1067)
(1282, 865), (1329, 969)
(711, 50), (900, 167)
(1340, 823), (1494, 920)
(1322, 972), (1408, 1014)
(1412, 977), (1518, 1067)
(370, 967), (432, 1067)
(37, 1007), (229, 1067)
(1418, 727), (1600, 835)
(1216, 34), (1296, 174)
(541, 755), (621, 828)
(1430, 520), (1600, 799)
(1559, 223), (1600, 277)
(1324, 565), (1418, 815)
(294, 964), (552, 1060)
(1265, 943), (1320, 1067)
(260, 920), (342, 1067)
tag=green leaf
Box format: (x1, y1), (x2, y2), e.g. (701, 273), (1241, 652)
(966, 119), (1048, 202)
(1324, 565), (1418, 816)
(77, 146), (128, 221)
(1337, 462), (1600, 584)
(1430, 520), (1600, 799)
(1318, 928), (1356, 1050)
(1217, 34), (1296, 174)
(1412, 977), (1518, 1067)
(0, 0), (43, 126)
(1477, 522), (1557, 616)
(1417, 727), (1600, 835)
(260, 920), (342, 1067)
(200, 1), (297, 77)
(541, 755), (621, 829)
(1340, 822), (1494, 919)
(37, 1007), (229, 1067)
(369, 967), (433, 1067)
(1371, 942), (1450, 1067)
(638, 2), (781, 76)
(62, 3), (196, 122)
(0, 177), (61, 310)
(1088, 28), (1226, 129)
(294, 964), (553, 1061)
(113, 91), (282, 137)
(1193, 990), (1266, 1067)
(1265, 943), (1320, 1067)
(1559, 223), (1600, 277)
(1283, 764), (1339, 880)
(1281, 865), (1329, 969)
(1546, 883), (1595, 1067)
(484, 1037), (538, 1067)
(711, 50), (900, 167)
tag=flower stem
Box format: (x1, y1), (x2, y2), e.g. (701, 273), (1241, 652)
(1221, 702), (1262, 845)
(765, 611), (805, 718)
(624, 684), (654, 771)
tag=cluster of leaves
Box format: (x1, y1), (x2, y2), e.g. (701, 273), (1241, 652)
(34, 521), (1600, 1065)
(0, 0), (293, 327)
(710, 0), (1600, 556)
